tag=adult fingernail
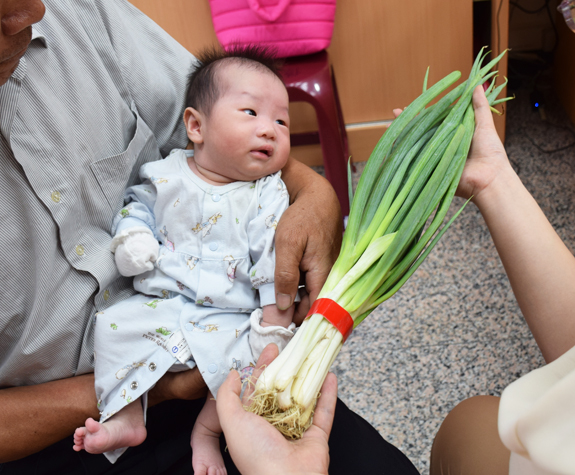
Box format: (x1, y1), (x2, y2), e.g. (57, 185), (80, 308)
(276, 293), (293, 310)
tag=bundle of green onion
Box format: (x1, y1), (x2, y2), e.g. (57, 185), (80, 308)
(248, 48), (511, 438)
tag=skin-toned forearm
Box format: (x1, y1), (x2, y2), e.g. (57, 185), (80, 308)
(474, 165), (575, 363)
(0, 367), (206, 463)
(0, 374), (99, 463)
(281, 156), (336, 205)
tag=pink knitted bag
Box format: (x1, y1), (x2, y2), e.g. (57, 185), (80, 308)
(208, 0), (337, 58)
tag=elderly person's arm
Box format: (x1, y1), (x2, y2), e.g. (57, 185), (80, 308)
(0, 370), (206, 462)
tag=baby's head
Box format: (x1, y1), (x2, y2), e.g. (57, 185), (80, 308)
(184, 45), (290, 184)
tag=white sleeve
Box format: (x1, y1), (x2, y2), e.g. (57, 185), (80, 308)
(498, 345), (575, 475)
(248, 309), (296, 361)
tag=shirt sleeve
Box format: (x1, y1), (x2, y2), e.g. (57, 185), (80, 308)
(89, 0), (196, 156)
(112, 163), (159, 239)
(498, 345), (575, 475)
(247, 173), (290, 307)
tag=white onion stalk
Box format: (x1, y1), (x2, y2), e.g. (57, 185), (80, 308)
(248, 48), (511, 439)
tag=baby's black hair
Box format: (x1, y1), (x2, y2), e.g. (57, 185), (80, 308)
(186, 44), (284, 116)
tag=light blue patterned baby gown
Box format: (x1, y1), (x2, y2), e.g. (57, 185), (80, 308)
(93, 149), (290, 462)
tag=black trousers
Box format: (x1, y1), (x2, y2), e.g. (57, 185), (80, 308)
(1, 398), (419, 474)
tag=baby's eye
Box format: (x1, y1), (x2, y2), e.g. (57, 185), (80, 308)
(243, 109), (256, 116)
(275, 119), (287, 126)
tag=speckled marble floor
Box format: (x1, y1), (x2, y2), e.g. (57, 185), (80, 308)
(310, 77), (575, 474)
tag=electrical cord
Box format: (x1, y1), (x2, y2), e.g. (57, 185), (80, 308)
(508, 0), (559, 53)
(525, 135), (575, 153)
(495, 0), (574, 153)
(521, 118), (575, 153)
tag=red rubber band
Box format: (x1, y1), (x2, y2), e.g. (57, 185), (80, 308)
(305, 298), (353, 342)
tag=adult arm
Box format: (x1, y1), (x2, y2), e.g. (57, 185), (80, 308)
(459, 87), (575, 362)
(0, 369), (206, 463)
(275, 157), (343, 322)
(0, 375), (99, 463)
(0, 0), (203, 464)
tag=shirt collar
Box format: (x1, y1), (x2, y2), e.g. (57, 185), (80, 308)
(31, 24), (48, 48)
(10, 25), (47, 83)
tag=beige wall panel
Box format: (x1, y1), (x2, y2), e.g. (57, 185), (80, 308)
(289, 102), (319, 134)
(328, 0), (474, 124)
(129, 0), (474, 125)
(291, 124), (388, 166)
(129, 0), (219, 52)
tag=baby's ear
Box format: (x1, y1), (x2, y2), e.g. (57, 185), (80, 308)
(183, 107), (204, 144)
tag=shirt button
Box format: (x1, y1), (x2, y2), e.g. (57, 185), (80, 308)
(130, 381), (138, 390)
(212, 194), (221, 202)
(185, 322), (194, 331)
(51, 191), (61, 203)
(209, 242), (218, 251)
(149, 363), (157, 372)
(208, 364), (218, 374)
(103, 290), (110, 301)
(75, 245), (85, 256)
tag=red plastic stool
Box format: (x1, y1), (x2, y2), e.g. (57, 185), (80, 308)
(281, 51), (350, 217)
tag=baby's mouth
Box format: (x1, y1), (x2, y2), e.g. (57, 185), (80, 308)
(252, 148), (272, 158)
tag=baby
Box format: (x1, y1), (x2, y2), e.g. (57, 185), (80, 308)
(73, 45), (296, 474)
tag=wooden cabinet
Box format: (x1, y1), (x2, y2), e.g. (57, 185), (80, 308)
(555, 7), (575, 126)
(129, 0), (508, 165)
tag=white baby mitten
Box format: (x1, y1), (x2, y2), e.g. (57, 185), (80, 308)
(110, 227), (159, 276)
(248, 308), (296, 361)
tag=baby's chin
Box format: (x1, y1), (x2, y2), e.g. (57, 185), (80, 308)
(243, 170), (282, 182)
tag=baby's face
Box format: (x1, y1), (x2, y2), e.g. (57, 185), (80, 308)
(193, 64), (290, 182)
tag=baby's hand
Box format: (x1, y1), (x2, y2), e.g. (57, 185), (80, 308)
(456, 86), (512, 201)
(114, 231), (159, 276)
(249, 307), (296, 360)
(261, 304), (295, 328)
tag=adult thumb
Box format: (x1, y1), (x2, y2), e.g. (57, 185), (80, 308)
(216, 370), (244, 429)
(273, 222), (304, 310)
(472, 85), (496, 131)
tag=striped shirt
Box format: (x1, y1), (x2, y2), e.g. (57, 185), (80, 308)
(0, 0), (195, 387)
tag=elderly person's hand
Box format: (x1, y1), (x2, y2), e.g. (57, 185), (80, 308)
(275, 158), (343, 324)
(217, 344), (337, 475)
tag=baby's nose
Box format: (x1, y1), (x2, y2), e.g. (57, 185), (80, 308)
(258, 119), (276, 139)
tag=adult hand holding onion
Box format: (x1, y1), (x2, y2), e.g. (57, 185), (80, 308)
(217, 344), (336, 475)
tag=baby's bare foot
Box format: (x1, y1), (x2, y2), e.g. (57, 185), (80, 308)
(73, 426), (88, 451)
(73, 417), (146, 454)
(191, 424), (227, 475)
(73, 404), (147, 454)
